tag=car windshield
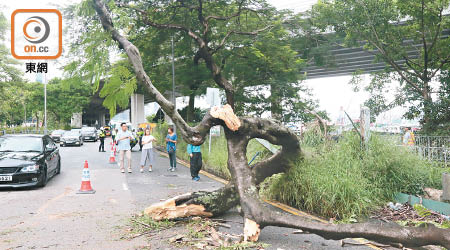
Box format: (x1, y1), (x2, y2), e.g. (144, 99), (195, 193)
(64, 131), (79, 136)
(82, 127), (96, 132)
(0, 137), (43, 152)
(51, 130), (64, 135)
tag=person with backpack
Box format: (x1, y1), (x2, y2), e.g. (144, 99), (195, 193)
(187, 143), (202, 181)
(165, 127), (177, 172)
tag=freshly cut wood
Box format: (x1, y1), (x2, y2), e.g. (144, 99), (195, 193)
(243, 218), (260, 242)
(210, 104), (241, 131)
(144, 197), (213, 221)
(424, 187), (444, 201)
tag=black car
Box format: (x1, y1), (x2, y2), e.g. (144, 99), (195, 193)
(81, 127), (98, 142)
(60, 130), (84, 146)
(0, 134), (61, 188)
(50, 129), (65, 142)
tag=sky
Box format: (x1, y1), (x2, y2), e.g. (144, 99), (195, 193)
(1, 0), (411, 124)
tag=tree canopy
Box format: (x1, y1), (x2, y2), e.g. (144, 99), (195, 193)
(309, 0), (450, 131)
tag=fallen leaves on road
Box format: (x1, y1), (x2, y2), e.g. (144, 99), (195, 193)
(124, 214), (269, 249)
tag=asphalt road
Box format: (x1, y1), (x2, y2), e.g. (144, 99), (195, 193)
(0, 139), (375, 250)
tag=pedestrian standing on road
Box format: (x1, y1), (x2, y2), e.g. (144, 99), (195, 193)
(165, 127), (177, 172)
(98, 128), (106, 152)
(187, 143), (202, 181)
(111, 128), (117, 142)
(140, 128), (156, 173)
(117, 122), (133, 173)
(137, 128), (144, 151)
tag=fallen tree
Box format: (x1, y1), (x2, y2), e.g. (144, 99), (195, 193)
(92, 0), (450, 248)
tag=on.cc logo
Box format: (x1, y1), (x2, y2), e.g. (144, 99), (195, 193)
(11, 9), (62, 60)
(23, 16), (50, 44)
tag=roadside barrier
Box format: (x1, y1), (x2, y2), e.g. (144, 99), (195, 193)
(77, 160), (96, 194)
(109, 142), (116, 164)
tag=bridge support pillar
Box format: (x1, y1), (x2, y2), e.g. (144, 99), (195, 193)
(98, 113), (106, 127)
(71, 113), (82, 128)
(130, 94), (145, 129)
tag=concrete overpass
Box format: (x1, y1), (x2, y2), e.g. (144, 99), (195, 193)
(302, 28), (450, 79)
(82, 80), (178, 128)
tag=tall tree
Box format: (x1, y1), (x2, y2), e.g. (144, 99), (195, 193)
(223, 15), (320, 122)
(0, 13), (25, 126)
(90, 0), (450, 248)
(310, 0), (450, 131)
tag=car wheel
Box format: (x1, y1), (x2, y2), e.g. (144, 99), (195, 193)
(56, 159), (61, 174)
(37, 166), (48, 187)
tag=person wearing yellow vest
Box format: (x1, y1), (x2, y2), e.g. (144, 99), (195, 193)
(402, 127), (415, 146)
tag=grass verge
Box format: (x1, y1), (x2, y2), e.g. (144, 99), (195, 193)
(261, 133), (448, 221)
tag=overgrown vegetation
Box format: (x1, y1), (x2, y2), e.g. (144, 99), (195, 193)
(152, 121), (447, 221)
(262, 133), (447, 220)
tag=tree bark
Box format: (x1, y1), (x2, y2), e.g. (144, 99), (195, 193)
(270, 82), (283, 121)
(187, 91), (196, 123)
(92, 1), (450, 248)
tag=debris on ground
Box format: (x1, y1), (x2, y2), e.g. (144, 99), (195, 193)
(125, 215), (269, 249)
(371, 203), (449, 226)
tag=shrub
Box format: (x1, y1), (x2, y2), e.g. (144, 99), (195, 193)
(263, 133), (446, 220)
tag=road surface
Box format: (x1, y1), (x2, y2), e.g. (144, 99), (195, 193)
(0, 139), (375, 250)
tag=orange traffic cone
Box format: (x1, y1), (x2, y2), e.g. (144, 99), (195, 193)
(77, 161), (95, 194)
(109, 147), (116, 164)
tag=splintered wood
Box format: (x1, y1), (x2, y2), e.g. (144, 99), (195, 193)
(144, 198), (213, 221)
(210, 104), (241, 131)
(243, 218), (260, 242)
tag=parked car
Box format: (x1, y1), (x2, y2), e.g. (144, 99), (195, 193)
(81, 127), (98, 142)
(0, 134), (61, 188)
(50, 129), (65, 142)
(60, 130), (84, 147)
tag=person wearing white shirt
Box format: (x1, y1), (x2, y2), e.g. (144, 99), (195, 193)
(139, 128), (156, 173)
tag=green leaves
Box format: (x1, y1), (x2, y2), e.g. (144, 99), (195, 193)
(100, 62), (137, 117)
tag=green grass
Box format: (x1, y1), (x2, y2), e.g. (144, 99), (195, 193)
(262, 133), (448, 220)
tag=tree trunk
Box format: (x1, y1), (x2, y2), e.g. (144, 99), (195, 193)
(92, 1), (450, 248)
(144, 185), (239, 220)
(422, 83), (433, 130)
(270, 82), (282, 121)
(187, 91), (195, 123)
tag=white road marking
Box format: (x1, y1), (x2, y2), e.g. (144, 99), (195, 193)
(122, 183), (129, 191)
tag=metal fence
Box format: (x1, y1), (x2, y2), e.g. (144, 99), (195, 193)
(380, 134), (449, 165)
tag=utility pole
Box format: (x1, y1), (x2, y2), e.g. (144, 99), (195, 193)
(44, 70), (47, 135)
(171, 36), (176, 132)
